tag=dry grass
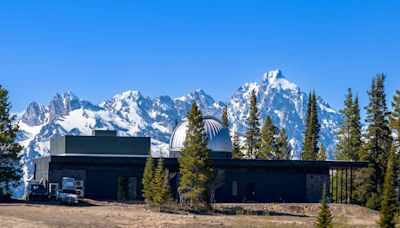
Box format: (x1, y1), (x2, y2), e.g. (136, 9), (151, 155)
(0, 200), (379, 228)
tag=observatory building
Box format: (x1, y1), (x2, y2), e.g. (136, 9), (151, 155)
(169, 116), (232, 159)
(33, 119), (367, 203)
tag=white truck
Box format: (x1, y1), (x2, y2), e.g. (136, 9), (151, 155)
(57, 177), (79, 205)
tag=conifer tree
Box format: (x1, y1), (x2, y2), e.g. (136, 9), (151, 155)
(301, 92), (320, 160)
(0, 85), (22, 199)
(178, 103), (212, 210)
(245, 90), (261, 159)
(316, 183), (333, 228)
(318, 143), (327, 161)
(259, 116), (277, 159)
(350, 96), (362, 161)
(335, 89), (362, 161)
(378, 149), (399, 228)
(152, 157), (172, 210)
(142, 153), (155, 204)
(357, 74), (392, 209)
(232, 131), (243, 159)
(222, 105), (229, 129)
(275, 127), (292, 160)
(389, 90), (400, 148)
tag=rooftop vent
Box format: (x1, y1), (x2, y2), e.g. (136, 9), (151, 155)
(92, 130), (117, 137)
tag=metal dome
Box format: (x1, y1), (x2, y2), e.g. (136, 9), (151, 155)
(169, 116), (232, 154)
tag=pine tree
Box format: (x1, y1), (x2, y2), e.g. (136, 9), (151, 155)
(378, 149), (398, 228)
(259, 116), (277, 159)
(222, 105), (229, 129)
(152, 157), (172, 210)
(0, 85), (22, 199)
(350, 96), (362, 161)
(357, 74), (392, 209)
(335, 88), (362, 161)
(275, 127), (292, 160)
(178, 103), (212, 210)
(245, 90), (261, 159)
(301, 92), (320, 160)
(316, 183), (333, 228)
(318, 143), (327, 161)
(232, 131), (244, 159)
(389, 90), (400, 148)
(335, 88), (354, 160)
(142, 153), (155, 204)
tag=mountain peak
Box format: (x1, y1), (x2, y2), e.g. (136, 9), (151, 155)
(118, 90), (142, 100)
(262, 69), (284, 83)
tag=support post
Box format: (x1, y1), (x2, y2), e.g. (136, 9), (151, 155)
(345, 168), (348, 204)
(350, 167), (353, 204)
(336, 168), (338, 203)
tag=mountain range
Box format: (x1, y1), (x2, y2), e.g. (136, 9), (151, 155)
(14, 69), (341, 196)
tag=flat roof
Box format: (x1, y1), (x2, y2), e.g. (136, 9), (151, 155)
(34, 155), (368, 169)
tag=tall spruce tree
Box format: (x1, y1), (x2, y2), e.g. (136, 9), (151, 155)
(335, 88), (354, 160)
(142, 153), (155, 204)
(389, 90), (400, 148)
(301, 92), (320, 160)
(0, 85), (22, 199)
(222, 105), (229, 129)
(275, 127), (292, 160)
(245, 90), (261, 159)
(358, 74), (392, 209)
(259, 116), (277, 159)
(232, 131), (243, 159)
(318, 143), (327, 161)
(178, 103), (212, 210)
(316, 183), (333, 228)
(350, 96), (362, 161)
(335, 89), (362, 161)
(152, 157), (172, 210)
(378, 149), (399, 228)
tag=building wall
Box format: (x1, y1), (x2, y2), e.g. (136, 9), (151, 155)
(35, 158), (330, 203)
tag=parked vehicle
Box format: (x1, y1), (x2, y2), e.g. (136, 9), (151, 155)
(58, 188), (79, 205)
(25, 183), (49, 201)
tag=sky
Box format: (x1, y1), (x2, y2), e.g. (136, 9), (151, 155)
(0, 1), (399, 114)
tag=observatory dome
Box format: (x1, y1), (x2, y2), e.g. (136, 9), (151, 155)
(169, 116), (232, 159)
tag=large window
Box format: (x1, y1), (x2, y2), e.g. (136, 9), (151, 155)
(118, 177), (138, 200)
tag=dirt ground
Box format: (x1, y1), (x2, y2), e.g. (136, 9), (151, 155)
(0, 200), (379, 228)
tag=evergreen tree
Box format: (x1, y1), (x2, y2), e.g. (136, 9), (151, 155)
(275, 127), (292, 160)
(152, 157), (172, 210)
(318, 143), (327, 161)
(245, 90), (261, 159)
(0, 85), (22, 199)
(389, 90), (400, 148)
(316, 183), (333, 228)
(178, 103), (212, 210)
(350, 96), (362, 161)
(259, 116), (277, 159)
(357, 74), (392, 209)
(142, 154), (155, 204)
(335, 89), (362, 161)
(221, 105), (229, 129)
(232, 131), (244, 159)
(378, 149), (399, 228)
(301, 92), (320, 160)
(335, 88), (354, 160)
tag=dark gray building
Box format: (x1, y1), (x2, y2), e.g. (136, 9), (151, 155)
(33, 124), (367, 203)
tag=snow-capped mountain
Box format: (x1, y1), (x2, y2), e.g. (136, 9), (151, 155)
(15, 69), (341, 197)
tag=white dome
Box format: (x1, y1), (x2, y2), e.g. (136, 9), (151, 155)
(169, 116), (232, 153)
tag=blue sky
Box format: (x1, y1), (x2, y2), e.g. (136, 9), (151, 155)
(1, 1), (399, 113)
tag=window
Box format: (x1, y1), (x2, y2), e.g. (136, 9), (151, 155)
(232, 181), (238, 196)
(118, 177), (138, 200)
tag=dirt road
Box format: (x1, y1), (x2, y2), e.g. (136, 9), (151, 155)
(0, 200), (379, 228)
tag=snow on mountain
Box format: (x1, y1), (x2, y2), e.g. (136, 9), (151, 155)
(14, 69), (341, 197)
(227, 69), (340, 158)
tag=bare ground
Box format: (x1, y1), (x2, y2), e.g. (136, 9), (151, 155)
(0, 200), (379, 228)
